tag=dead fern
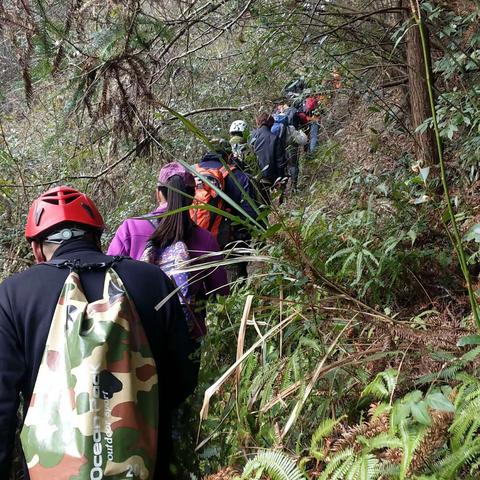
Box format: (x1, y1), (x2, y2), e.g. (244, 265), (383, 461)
(204, 466), (240, 480)
(328, 404), (390, 455)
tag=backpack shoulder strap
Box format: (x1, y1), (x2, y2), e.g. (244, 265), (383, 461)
(219, 164), (236, 179)
(44, 256), (127, 272)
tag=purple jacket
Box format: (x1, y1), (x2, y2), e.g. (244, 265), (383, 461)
(107, 204), (229, 300)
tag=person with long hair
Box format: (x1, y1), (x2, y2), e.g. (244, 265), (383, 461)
(108, 162), (229, 338)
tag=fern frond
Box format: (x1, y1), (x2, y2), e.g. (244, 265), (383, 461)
(241, 450), (304, 480)
(351, 453), (381, 480)
(433, 438), (480, 478)
(450, 397), (480, 448)
(398, 423), (426, 479)
(415, 364), (463, 385)
(362, 369), (398, 400)
(319, 448), (355, 480)
(329, 455), (356, 480)
(310, 417), (346, 460)
(357, 433), (402, 453)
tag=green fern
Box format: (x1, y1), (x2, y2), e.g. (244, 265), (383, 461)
(346, 454), (380, 480)
(450, 396), (480, 448)
(357, 433), (402, 453)
(398, 422), (426, 480)
(241, 451), (305, 480)
(324, 450), (357, 480)
(432, 439), (480, 479)
(424, 374), (480, 478)
(309, 417), (346, 460)
(415, 364), (463, 385)
(318, 448), (355, 480)
(362, 369), (398, 400)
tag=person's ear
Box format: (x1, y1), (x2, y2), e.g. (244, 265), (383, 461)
(156, 189), (167, 204)
(31, 241), (46, 264)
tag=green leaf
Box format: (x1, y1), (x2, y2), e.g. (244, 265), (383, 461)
(411, 401), (431, 425)
(326, 247), (354, 265)
(355, 251), (364, 284)
(264, 223), (282, 237)
(402, 389), (423, 406)
(340, 251), (356, 275)
(426, 392), (455, 412)
(457, 335), (480, 347)
(393, 403), (411, 424)
(362, 249), (379, 266)
(461, 346), (480, 362)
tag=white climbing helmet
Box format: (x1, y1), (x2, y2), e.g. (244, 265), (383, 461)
(229, 120), (247, 135)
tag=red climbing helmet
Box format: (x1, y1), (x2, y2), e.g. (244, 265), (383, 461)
(25, 186), (105, 241)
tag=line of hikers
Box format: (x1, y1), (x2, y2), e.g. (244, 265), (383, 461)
(0, 88), (330, 480)
(230, 92), (328, 196)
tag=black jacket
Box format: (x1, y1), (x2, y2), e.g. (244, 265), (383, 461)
(251, 125), (285, 182)
(0, 239), (197, 479)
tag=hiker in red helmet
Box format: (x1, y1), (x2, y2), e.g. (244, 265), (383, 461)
(0, 186), (196, 479)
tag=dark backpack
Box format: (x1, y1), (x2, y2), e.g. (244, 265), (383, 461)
(285, 107), (300, 129)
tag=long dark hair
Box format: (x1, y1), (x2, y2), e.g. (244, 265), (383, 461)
(256, 112), (274, 128)
(149, 175), (195, 249)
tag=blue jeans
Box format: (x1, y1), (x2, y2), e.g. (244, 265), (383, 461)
(309, 121), (319, 153)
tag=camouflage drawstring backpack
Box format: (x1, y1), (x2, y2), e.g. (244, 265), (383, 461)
(20, 259), (158, 480)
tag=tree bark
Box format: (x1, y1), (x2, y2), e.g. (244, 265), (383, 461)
(402, 0), (438, 166)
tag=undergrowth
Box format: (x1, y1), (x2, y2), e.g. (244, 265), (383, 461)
(193, 134), (480, 480)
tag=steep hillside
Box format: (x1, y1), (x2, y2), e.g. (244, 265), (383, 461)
(1, 1), (479, 479)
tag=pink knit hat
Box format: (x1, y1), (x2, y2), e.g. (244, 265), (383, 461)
(157, 162), (195, 188)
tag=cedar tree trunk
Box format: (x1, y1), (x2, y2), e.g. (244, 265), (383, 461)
(403, 0), (438, 166)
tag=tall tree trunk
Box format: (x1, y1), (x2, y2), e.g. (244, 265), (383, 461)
(402, 0), (438, 167)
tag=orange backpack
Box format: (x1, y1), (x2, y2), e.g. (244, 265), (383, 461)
(190, 163), (235, 237)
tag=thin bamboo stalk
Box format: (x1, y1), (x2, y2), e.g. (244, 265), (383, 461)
(410, 0), (480, 330)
